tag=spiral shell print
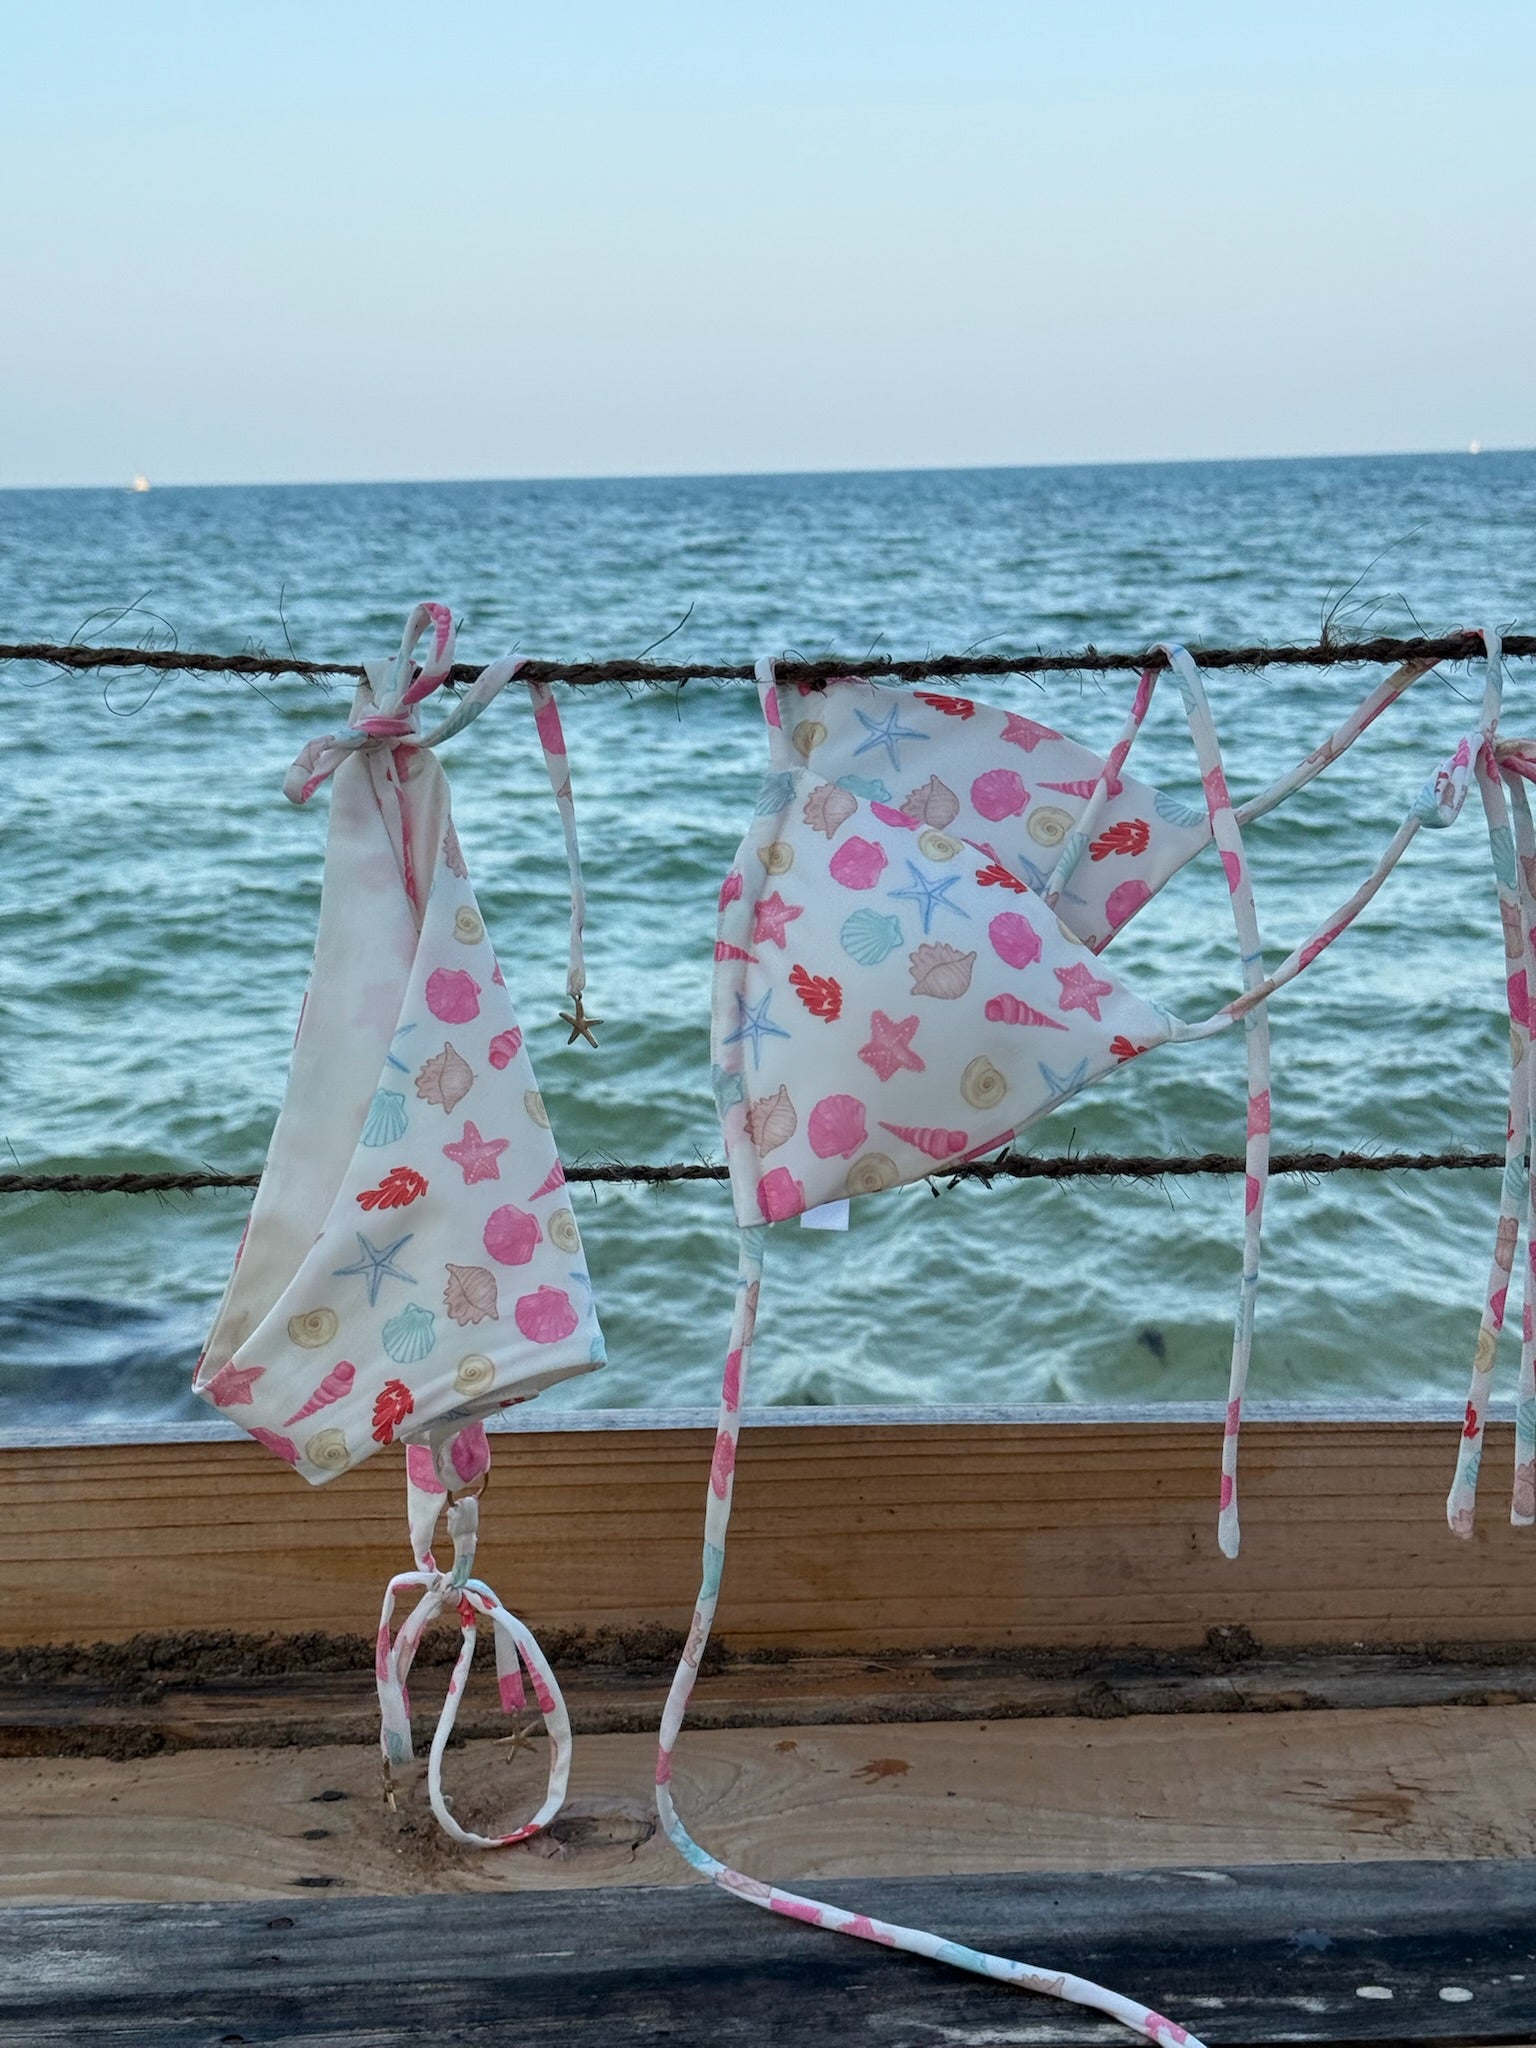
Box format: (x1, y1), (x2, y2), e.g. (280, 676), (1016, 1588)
(791, 719), (827, 758)
(917, 830), (960, 862)
(453, 907), (485, 945)
(759, 840), (795, 876)
(287, 1306), (339, 1350)
(454, 1353), (497, 1397)
(305, 1426), (350, 1473)
(845, 1151), (898, 1196)
(960, 1056), (1008, 1111)
(1026, 805), (1073, 847)
(548, 1208), (581, 1253)
(879, 1121), (967, 1160)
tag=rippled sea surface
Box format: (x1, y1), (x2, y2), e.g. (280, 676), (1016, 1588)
(4, 454), (1535, 1432)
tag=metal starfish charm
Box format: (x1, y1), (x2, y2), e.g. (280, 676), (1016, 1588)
(558, 994), (602, 1047)
(497, 1719), (544, 1762)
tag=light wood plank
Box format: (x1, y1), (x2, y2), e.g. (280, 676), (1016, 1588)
(2, 1418), (1531, 1651)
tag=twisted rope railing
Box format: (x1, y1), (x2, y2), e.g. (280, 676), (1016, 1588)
(0, 1148), (1504, 1197)
(3, 630), (1532, 688)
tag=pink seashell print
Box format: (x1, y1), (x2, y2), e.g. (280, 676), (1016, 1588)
(802, 783), (858, 837)
(206, 1360), (264, 1407)
(1221, 851), (1242, 893)
(1247, 1090), (1271, 1138)
(757, 1164), (807, 1221)
(533, 695), (565, 756)
(483, 1203), (543, 1266)
(763, 689), (782, 728)
(514, 1285), (579, 1345)
(249, 1426), (300, 1466)
(450, 1421), (491, 1483)
(1511, 972), (1531, 1029)
(1104, 877), (1153, 930)
(772, 1897), (825, 1925)
(829, 836), (888, 889)
(722, 1346), (743, 1411)
(843, 1913), (896, 1945)
(984, 992), (1067, 1029)
(530, 1161), (566, 1198)
(719, 868), (745, 908)
(1202, 765), (1230, 812)
(869, 801), (918, 831)
(425, 968), (482, 1023)
(970, 768), (1029, 820)
(284, 1360), (356, 1424)
(988, 910), (1042, 969)
(405, 1442), (446, 1494)
(499, 1668), (528, 1713)
(879, 1122), (967, 1159)
(808, 1093), (868, 1160)
(715, 941), (758, 962)
(1041, 778), (1098, 799)
(710, 1428), (736, 1498)
(487, 1028), (523, 1070)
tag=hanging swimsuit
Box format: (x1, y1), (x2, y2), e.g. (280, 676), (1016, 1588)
(656, 637), (1502, 2048)
(198, 601), (605, 1845)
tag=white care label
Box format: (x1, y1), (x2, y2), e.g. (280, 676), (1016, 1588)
(799, 1199), (850, 1232)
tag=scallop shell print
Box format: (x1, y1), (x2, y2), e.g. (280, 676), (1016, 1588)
(960, 1056), (1008, 1110)
(287, 1306), (339, 1350)
(515, 1286), (579, 1345)
(971, 769), (1029, 821)
(846, 1152), (899, 1196)
(305, 1427), (350, 1473)
(362, 1089), (409, 1147)
(382, 1303), (437, 1365)
(484, 1203), (543, 1265)
(909, 942), (975, 998)
(808, 1094), (868, 1160)
(840, 909), (905, 967)
(454, 1354), (497, 1397)
(426, 968), (482, 1023)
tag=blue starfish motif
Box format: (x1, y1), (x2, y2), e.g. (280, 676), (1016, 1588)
(1038, 1058), (1091, 1100)
(383, 1023), (417, 1074)
(1010, 851), (1085, 907)
(853, 702), (929, 771)
(334, 1230), (416, 1306)
(721, 991), (792, 1069)
(888, 859), (971, 936)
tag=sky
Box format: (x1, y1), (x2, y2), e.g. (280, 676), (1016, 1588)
(2, 2), (1533, 488)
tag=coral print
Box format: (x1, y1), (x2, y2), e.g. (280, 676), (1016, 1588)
(789, 965), (843, 1020)
(358, 1165), (429, 1211)
(371, 1378), (415, 1445)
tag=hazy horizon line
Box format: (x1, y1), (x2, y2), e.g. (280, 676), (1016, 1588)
(3, 443), (1528, 497)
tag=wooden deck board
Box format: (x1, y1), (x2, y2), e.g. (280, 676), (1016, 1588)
(4, 1416), (1532, 1652)
(3, 1706), (1534, 1905)
(2, 1861), (1533, 2044)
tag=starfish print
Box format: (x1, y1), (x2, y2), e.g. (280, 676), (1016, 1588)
(383, 1023), (417, 1074)
(1001, 713), (1062, 752)
(443, 1120), (510, 1185)
(1039, 1057), (1091, 1099)
(888, 859), (971, 935)
(1054, 960), (1115, 1021)
(859, 1010), (925, 1082)
(205, 1359), (263, 1407)
(334, 1230), (416, 1306)
(558, 993), (601, 1047)
(752, 891), (804, 949)
(853, 702), (930, 771)
(721, 990), (792, 1069)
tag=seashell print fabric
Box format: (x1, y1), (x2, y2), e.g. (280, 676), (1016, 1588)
(198, 608), (604, 1483)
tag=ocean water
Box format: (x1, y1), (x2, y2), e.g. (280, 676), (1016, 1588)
(3, 453), (1534, 1435)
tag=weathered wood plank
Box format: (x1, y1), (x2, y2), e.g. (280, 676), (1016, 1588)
(6, 1642), (1536, 1758)
(4, 1708), (1535, 1904)
(2, 1416), (1529, 1652)
(2, 1861), (1532, 2043)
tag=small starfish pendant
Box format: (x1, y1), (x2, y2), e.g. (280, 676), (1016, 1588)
(558, 993), (602, 1047)
(497, 1719), (544, 1762)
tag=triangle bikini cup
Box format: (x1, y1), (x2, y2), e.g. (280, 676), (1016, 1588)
(650, 632), (1505, 2047)
(198, 602), (605, 1844)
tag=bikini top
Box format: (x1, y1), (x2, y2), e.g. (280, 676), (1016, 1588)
(197, 601), (604, 1843)
(644, 637), (1502, 2048)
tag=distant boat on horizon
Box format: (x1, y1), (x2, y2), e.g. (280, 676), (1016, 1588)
(130, 473), (150, 493)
